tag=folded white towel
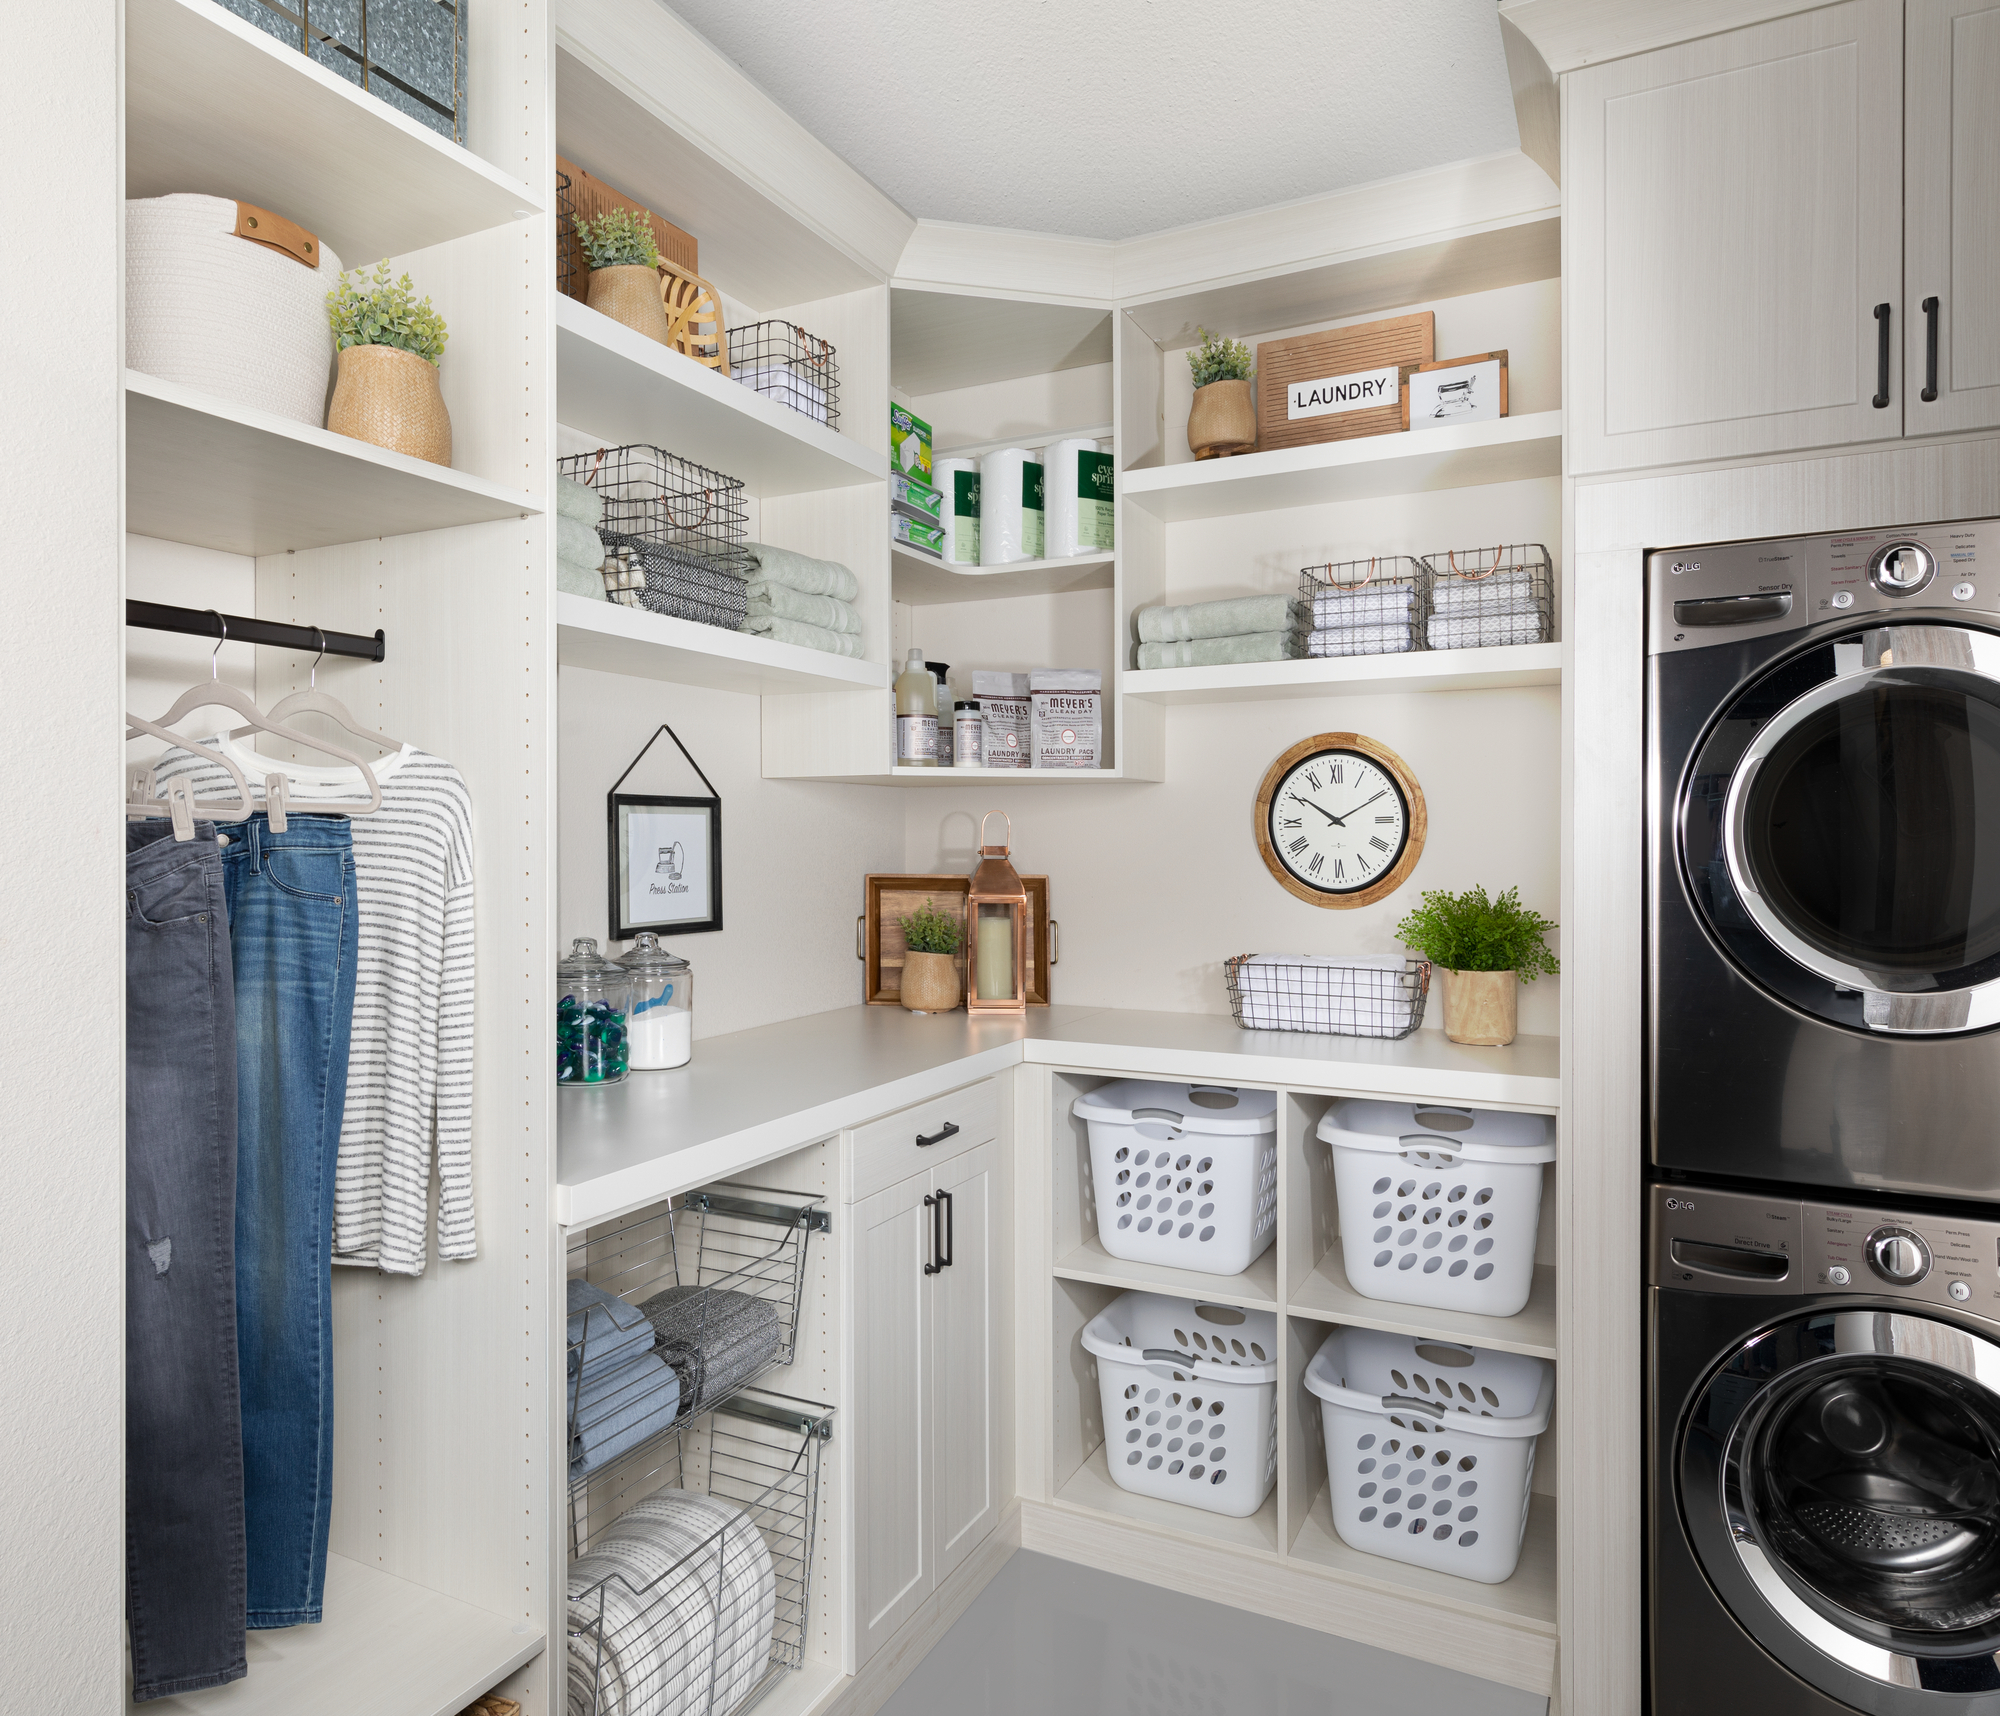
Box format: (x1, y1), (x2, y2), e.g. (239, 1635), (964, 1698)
(1308, 624), (1413, 658)
(1428, 612), (1545, 650)
(1430, 567), (1535, 612)
(1311, 586), (1415, 628)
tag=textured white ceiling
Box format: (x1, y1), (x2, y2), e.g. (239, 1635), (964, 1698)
(673, 0), (1521, 242)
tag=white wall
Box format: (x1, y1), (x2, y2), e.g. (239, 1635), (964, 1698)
(898, 360), (1113, 451)
(126, 535), (260, 761)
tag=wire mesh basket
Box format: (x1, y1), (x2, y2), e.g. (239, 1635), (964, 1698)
(566, 1184), (826, 1507)
(557, 168), (576, 299)
(560, 444), (753, 628)
(1224, 956), (1431, 1039)
(209, 0), (467, 142)
(726, 322), (839, 431)
(1296, 556), (1427, 659)
(566, 1389), (832, 1716)
(1420, 543), (1554, 651)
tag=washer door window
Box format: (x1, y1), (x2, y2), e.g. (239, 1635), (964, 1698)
(1683, 624), (2000, 1033)
(1682, 1310), (2000, 1710)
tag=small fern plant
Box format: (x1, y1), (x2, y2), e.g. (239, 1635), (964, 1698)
(576, 208), (660, 271)
(326, 260), (448, 364)
(900, 899), (962, 956)
(1187, 326), (1254, 389)
(1395, 886), (1559, 981)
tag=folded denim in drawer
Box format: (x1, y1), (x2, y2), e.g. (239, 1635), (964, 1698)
(848, 1078), (998, 1200)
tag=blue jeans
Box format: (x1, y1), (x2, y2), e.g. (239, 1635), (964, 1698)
(127, 820), (246, 1699)
(219, 813), (357, 1628)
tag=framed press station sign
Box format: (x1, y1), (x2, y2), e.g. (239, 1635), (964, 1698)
(607, 724), (724, 938)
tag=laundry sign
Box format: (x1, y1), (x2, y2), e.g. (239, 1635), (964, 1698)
(1287, 364), (1403, 421)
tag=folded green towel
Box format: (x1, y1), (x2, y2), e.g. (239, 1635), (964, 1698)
(556, 475), (603, 527)
(558, 557), (606, 600)
(743, 612), (865, 656)
(1137, 594), (1297, 643)
(558, 514), (602, 569)
(743, 540), (860, 602)
(746, 580), (860, 634)
(1135, 631), (1295, 670)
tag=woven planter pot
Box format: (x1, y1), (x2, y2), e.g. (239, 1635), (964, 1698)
(900, 950), (961, 1014)
(326, 344), (452, 466)
(1440, 968), (1519, 1047)
(1188, 379), (1256, 460)
(588, 264), (671, 344)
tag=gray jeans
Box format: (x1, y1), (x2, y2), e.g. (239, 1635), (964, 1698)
(127, 821), (247, 1699)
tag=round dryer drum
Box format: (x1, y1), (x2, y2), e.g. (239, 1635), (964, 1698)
(1679, 622), (2000, 1034)
(1680, 1307), (2000, 1711)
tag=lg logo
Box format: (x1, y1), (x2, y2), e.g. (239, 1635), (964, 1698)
(1666, 1197), (1694, 1211)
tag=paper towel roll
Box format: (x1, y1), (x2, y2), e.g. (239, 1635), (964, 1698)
(935, 458), (980, 566)
(1044, 438), (1114, 557)
(979, 448), (1042, 566)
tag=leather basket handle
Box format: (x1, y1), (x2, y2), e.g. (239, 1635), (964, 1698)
(234, 202), (321, 268)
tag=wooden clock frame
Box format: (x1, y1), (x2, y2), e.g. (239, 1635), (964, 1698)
(1253, 732), (1427, 909)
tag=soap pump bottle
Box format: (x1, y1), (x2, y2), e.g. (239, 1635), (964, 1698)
(895, 646), (939, 767)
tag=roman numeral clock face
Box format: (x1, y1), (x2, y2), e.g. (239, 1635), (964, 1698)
(1255, 734), (1426, 909)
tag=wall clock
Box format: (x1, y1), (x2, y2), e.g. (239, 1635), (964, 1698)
(1253, 733), (1426, 908)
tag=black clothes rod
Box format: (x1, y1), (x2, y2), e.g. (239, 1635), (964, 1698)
(126, 601), (386, 663)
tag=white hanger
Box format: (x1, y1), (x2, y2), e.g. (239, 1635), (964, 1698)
(127, 613), (384, 842)
(229, 626), (406, 754)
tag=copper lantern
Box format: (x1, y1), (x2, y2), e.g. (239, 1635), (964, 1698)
(967, 811), (1028, 1015)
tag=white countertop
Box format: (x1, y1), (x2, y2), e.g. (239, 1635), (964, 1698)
(556, 1003), (1560, 1226)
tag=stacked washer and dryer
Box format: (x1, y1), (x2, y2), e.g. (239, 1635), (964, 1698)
(1648, 519), (2000, 1713)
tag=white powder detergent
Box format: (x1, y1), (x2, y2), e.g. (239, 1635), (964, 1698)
(631, 1005), (692, 1069)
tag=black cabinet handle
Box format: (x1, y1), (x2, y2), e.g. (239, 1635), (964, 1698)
(1922, 296), (1940, 403)
(924, 1193), (943, 1275)
(1873, 302), (1892, 408)
(939, 1189), (954, 1269)
(916, 1121), (959, 1149)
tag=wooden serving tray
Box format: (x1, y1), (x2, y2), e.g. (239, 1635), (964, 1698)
(861, 874), (1052, 1007)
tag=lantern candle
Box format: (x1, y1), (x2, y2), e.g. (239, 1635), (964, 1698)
(976, 907), (1016, 1000)
(965, 810), (1030, 1015)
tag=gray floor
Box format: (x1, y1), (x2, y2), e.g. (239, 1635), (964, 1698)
(876, 1550), (1550, 1716)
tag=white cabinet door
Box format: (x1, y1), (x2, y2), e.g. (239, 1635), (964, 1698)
(851, 1174), (933, 1665)
(1568, 1), (1905, 474)
(1906, 0), (2000, 435)
(929, 1141), (998, 1586)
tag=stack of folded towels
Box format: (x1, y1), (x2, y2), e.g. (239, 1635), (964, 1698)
(1232, 953), (1418, 1036)
(736, 541), (865, 658)
(1427, 563), (1546, 650)
(1133, 594), (1300, 669)
(568, 1280), (681, 1480)
(639, 1284), (782, 1416)
(1306, 575), (1419, 658)
(557, 475), (609, 600)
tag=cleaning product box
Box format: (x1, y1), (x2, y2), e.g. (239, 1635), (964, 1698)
(1031, 669), (1101, 768)
(973, 671), (1030, 767)
(890, 404), (933, 484)
(890, 513), (946, 558)
(891, 470), (942, 525)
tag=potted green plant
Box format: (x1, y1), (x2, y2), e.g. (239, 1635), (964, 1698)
(575, 208), (669, 344)
(1394, 885), (1559, 1047)
(898, 898), (963, 1014)
(1186, 327), (1257, 459)
(324, 260), (451, 465)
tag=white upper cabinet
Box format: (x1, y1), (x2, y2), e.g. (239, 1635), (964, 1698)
(1568, 1), (1905, 474)
(1906, 0), (2000, 434)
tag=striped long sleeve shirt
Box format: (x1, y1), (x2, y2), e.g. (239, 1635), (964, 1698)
(154, 738), (477, 1274)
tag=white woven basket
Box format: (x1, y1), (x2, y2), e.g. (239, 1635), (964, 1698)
(126, 194), (340, 427)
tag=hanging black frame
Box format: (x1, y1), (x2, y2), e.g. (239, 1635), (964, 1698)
(607, 724), (723, 939)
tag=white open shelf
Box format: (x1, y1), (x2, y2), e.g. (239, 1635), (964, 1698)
(555, 296), (887, 498)
(125, 0), (540, 266)
(1290, 1245), (1558, 1363)
(556, 593), (891, 695)
(134, 1553), (543, 1716)
(1122, 413), (1563, 522)
(1122, 642), (1561, 704)
(892, 545), (1116, 605)
(1054, 1233), (1282, 1313)
(126, 370), (541, 556)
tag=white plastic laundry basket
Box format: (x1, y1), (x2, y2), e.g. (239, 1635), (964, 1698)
(1304, 1327), (1553, 1584)
(1081, 1291), (1277, 1519)
(126, 193), (341, 427)
(1073, 1081), (1277, 1276)
(1318, 1100), (1554, 1317)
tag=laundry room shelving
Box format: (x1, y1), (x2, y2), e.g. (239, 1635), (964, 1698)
(555, 592), (891, 695)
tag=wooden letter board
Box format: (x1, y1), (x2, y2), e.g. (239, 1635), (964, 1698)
(1255, 311), (1435, 452)
(557, 154), (700, 306)
(862, 874), (1051, 1007)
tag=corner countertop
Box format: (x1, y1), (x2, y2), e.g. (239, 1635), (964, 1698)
(556, 1003), (1559, 1226)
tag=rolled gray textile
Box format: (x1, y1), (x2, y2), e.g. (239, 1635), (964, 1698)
(1307, 624), (1414, 657)
(1431, 567), (1534, 612)
(639, 1285), (782, 1411)
(567, 1352), (681, 1479)
(601, 532), (752, 599)
(556, 474), (603, 527)
(1135, 631), (1296, 670)
(1310, 585), (1415, 627)
(1428, 612), (1546, 649)
(741, 613), (865, 657)
(745, 580), (861, 633)
(558, 558), (607, 600)
(558, 513), (603, 568)
(641, 589), (749, 629)
(568, 1278), (656, 1381)
(1136, 593), (1296, 643)
(742, 540), (860, 602)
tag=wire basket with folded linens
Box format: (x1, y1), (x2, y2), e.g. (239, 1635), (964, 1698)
(1419, 544), (1553, 650)
(1296, 556), (1428, 658)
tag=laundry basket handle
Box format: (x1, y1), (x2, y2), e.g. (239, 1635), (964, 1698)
(1143, 1347), (1199, 1368)
(1397, 1135), (1460, 1162)
(1379, 1394), (1458, 1420)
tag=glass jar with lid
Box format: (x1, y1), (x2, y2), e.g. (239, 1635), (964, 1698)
(557, 937), (632, 1087)
(617, 933), (692, 1069)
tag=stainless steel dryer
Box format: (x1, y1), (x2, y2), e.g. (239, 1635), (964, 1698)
(1649, 518), (2000, 1199)
(1651, 1183), (2000, 1714)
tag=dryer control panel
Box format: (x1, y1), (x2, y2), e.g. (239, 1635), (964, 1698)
(1651, 1184), (2000, 1314)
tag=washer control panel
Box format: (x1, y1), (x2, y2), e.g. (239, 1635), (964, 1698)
(1864, 1224), (1932, 1284)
